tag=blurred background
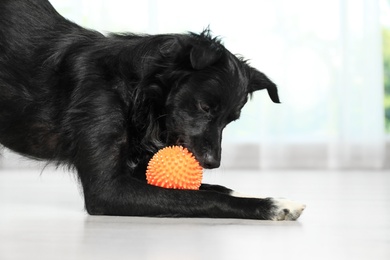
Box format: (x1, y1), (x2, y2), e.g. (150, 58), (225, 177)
(0, 0), (389, 170)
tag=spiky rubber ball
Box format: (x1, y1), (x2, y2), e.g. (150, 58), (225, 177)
(146, 146), (203, 190)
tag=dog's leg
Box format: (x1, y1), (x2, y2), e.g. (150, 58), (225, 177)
(75, 137), (305, 220)
(82, 176), (305, 220)
(77, 151), (305, 220)
(77, 150), (305, 220)
(267, 198), (306, 221)
(230, 194), (305, 220)
(201, 184), (306, 220)
(200, 184), (233, 194)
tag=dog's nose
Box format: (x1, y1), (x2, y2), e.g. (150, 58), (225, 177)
(202, 154), (220, 169)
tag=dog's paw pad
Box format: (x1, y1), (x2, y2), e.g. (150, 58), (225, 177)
(271, 198), (306, 221)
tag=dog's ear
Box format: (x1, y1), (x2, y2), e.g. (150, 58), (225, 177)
(189, 42), (222, 70)
(248, 67), (280, 103)
(159, 30), (222, 70)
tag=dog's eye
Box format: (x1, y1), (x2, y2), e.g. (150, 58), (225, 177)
(198, 102), (211, 114)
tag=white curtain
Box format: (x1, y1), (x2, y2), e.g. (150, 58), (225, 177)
(254, 0), (386, 169)
(1, 0), (386, 169)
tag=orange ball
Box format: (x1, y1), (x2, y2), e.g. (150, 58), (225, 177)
(146, 146), (203, 190)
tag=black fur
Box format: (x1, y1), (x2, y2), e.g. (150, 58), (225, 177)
(0, 0), (281, 219)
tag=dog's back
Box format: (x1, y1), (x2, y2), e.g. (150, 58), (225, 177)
(1, 0), (67, 62)
(0, 0), (75, 158)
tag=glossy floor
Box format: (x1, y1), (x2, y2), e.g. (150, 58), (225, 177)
(0, 168), (389, 260)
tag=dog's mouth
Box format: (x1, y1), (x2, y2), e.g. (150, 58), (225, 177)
(181, 146), (218, 169)
(172, 137), (220, 169)
(174, 138), (204, 168)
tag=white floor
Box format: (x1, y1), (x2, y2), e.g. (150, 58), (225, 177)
(0, 168), (389, 260)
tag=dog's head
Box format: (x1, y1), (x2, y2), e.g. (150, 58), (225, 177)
(151, 30), (279, 169)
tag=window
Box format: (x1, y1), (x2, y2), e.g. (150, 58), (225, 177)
(384, 29), (390, 133)
(382, 0), (390, 133)
(26, 0), (384, 170)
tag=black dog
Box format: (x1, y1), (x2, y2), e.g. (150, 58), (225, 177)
(0, 0), (305, 220)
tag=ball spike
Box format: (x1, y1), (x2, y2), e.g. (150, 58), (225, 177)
(146, 146), (203, 190)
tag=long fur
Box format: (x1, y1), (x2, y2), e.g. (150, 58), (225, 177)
(0, 0), (297, 220)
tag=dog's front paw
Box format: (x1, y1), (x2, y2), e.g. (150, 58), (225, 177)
(269, 198), (306, 221)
